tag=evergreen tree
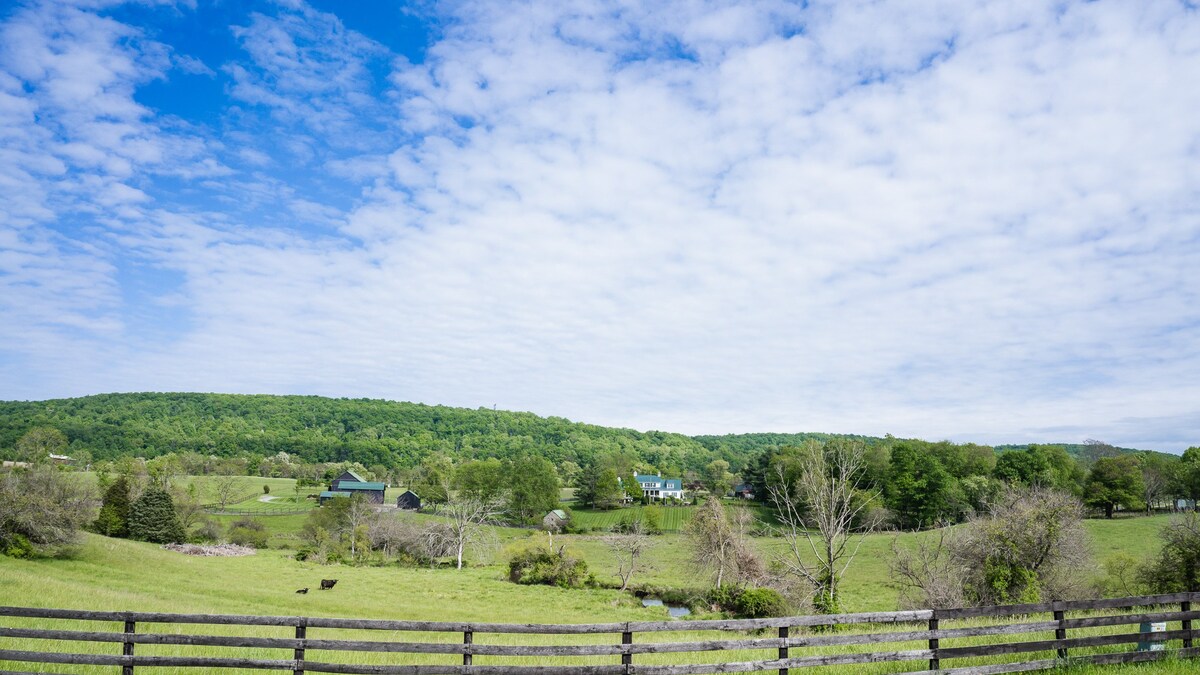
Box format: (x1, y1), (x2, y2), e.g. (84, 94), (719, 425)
(93, 475), (131, 538)
(127, 487), (185, 543)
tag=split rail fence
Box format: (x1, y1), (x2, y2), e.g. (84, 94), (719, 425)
(1, 592), (1198, 674)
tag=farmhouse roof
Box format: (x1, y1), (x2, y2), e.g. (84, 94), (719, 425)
(634, 474), (682, 490)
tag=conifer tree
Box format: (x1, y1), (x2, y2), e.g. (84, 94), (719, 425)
(94, 476), (131, 537)
(128, 487), (185, 544)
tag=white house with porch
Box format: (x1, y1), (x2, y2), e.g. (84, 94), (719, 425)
(631, 472), (685, 500)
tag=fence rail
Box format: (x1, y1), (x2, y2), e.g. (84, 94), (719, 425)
(2, 593), (1198, 674)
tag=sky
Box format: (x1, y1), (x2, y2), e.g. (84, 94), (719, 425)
(1, 0), (1198, 452)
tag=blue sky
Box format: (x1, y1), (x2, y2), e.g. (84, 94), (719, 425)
(1, 0), (1199, 451)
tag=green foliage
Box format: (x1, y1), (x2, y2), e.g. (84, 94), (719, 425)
(1137, 513), (1200, 593)
(454, 458), (506, 502)
(14, 426), (68, 463)
(887, 443), (954, 529)
(705, 586), (789, 618)
(507, 546), (594, 588)
(227, 516), (269, 548)
(127, 487), (185, 544)
(0, 393), (716, 473)
(507, 455), (560, 524)
(0, 466), (93, 557)
(93, 476), (131, 538)
(1084, 456), (1145, 518)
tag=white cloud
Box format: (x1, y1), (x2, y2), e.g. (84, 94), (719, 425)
(3, 0), (1200, 452)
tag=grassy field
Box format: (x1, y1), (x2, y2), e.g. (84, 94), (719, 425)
(570, 504), (697, 532)
(0, 526), (1192, 674)
(0, 480), (1188, 674)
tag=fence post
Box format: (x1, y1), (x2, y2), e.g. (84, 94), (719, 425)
(122, 619), (135, 675)
(778, 625), (788, 675)
(1184, 600), (1193, 650)
(464, 627), (473, 667)
(927, 614), (939, 671)
(1054, 608), (1068, 661)
(621, 625), (633, 674)
(294, 617), (306, 675)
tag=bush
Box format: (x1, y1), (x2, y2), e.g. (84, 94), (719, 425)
(1, 466), (94, 557)
(192, 517), (222, 544)
(263, 485), (270, 495)
(507, 546), (594, 588)
(227, 517), (269, 549)
(704, 586), (788, 618)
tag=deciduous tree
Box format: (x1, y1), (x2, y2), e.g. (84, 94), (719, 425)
(770, 439), (880, 613)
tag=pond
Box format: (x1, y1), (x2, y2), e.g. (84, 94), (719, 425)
(641, 597), (691, 618)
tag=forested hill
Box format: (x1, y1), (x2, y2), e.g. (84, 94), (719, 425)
(0, 393), (1158, 473)
(0, 393), (723, 472)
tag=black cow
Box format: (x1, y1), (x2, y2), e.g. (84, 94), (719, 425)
(320, 579), (338, 590)
(296, 588), (309, 594)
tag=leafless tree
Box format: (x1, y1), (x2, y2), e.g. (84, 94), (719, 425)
(212, 474), (241, 512)
(684, 497), (764, 588)
(889, 524), (967, 609)
(344, 493), (378, 561)
(437, 495), (505, 569)
(602, 520), (653, 590)
(769, 439), (881, 612)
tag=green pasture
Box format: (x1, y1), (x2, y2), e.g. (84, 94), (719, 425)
(570, 504), (696, 532)
(0, 529), (1194, 674)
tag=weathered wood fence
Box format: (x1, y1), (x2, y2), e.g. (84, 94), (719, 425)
(1, 592), (1198, 674)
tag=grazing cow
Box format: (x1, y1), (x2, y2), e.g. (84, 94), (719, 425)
(320, 579), (338, 590)
(296, 588), (308, 594)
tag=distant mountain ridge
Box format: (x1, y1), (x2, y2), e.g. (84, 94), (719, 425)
(0, 392), (1162, 469)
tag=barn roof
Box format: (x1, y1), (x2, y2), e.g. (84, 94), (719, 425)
(547, 509), (568, 520)
(342, 470), (367, 482)
(338, 480), (386, 491)
(320, 491), (351, 498)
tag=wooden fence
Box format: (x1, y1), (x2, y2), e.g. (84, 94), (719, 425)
(1, 592), (1198, 674)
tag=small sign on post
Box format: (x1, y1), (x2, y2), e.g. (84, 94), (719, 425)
(1138, 621), (1167, 652)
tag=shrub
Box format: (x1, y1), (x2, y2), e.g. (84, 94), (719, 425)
(1, 466), (94, 557)
(704, 586), (788, 618)
(735, 587), (789, 618)
(263, 485), (270, 495)
(227, 517), (269, 549)
(507, 546), (594, 588)
(192, 517), (222, 544)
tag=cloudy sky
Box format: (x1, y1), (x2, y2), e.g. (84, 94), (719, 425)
(1, 0), (1198, 451)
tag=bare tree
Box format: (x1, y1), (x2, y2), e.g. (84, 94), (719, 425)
(769, 439), (881, 612)
(685, 497), (740, 588)
(602, 520), (653, 591)
(438, 496), (505, 569)
(344, 493), (378, 561)
(684, 497), (764, 588)
(212, 474), (241, 513)
(889, 524), (967, 610)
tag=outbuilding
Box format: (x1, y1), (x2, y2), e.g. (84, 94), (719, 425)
(542, 509), (570, 532)
(396, 490), (421, 510)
